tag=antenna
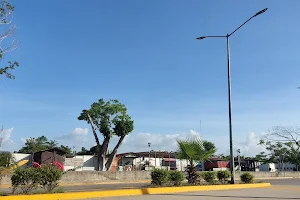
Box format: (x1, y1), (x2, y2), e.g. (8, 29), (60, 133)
(0, 125), (4, 150)
(200, 120), (202, 137)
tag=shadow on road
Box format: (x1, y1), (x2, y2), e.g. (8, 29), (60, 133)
(140, 188), (149, 195)
(158, 194), (300, 199)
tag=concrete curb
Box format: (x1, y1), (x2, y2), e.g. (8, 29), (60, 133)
(1, 183), (271, 200)
(0, 180), (151, 189)
(1, 176), (295, 189)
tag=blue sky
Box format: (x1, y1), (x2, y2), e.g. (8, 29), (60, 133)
(1, 0), (300, 156)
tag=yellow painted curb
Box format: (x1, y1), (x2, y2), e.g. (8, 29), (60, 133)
(0, 183), (271, 200)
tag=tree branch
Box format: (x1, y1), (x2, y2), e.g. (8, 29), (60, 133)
(85, 112), (100, 147)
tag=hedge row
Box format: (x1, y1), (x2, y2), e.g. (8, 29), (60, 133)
(151, 169), (254, 186)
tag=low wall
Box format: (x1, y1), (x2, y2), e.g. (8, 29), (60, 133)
(1, 171), (151, 185)
(61, 171), (151, 183)
(235, 171), (300, 178)
(1, 171), (300, 185)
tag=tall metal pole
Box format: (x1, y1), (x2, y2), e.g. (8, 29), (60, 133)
(196, 7), (268, 184)
(227, 34), (235, 184)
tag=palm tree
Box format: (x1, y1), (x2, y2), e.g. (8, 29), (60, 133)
(176, 136), (216, 184)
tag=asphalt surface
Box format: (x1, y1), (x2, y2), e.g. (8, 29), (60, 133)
(88, 186), (300, 200)
(64, 178), (300, 192)
(1, 178), (299, 193)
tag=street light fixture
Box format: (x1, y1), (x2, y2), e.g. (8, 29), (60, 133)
(196, 8), (268, 184)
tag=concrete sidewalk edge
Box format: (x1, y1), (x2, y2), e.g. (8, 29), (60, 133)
(0, 183), (271, 200)
(0, 176), (296, 189)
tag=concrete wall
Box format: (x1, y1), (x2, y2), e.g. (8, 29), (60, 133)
(1, 171), (152, 185)
(64, 155), (98, 171)
(259, 163), (296, 172)
(235, 171), (300, 178)
(2, 170), (300, 185)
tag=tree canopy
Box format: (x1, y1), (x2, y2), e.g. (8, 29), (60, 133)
(259, 126), (300, 170)
(77, 146), (99, 156)
(18, 136), (72, 155)
(0, 0), (19, 79)
(78, 98), (134, 171)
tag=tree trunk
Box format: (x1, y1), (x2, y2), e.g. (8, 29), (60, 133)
(98, 137), (110, 171)
(86, 112), (101, 147)
(85, 112), (104, 171)
(105, 135), (125, 171)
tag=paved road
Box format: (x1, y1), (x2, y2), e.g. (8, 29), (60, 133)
(1, 178), (299, 193)
(86, 186), (300, 200)
(62, 178), (300, 192)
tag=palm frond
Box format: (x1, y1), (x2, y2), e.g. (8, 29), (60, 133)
(176, 135), (216, 164)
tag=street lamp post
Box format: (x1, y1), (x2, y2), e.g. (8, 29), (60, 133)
(196, 8), (268, 184)
(148, 142), (151, 168)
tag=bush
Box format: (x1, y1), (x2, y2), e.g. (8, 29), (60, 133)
(11, 165), (63, 194)
(169, 170), (184, 186)
(217, 170), (231, 184)
(151, 168), (169, 186)
(0, 152), (16, 167)
(39, 165), (63, 192)
(11, 167), (41, 194)
(201, 171), (216, 184)
(240, 172), (254, 183)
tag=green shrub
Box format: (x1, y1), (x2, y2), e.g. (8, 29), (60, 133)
(39, 165), (63, 192)
(169, 170), (184, 186)
(240, 172), (254, 183)
(53, 187), (64, 193)
(11, 167), (42, 194)
(151, 168), (169, 186)
(217, 170), (231, 184)
(201, 171), (216, 184)
(0, 152), (16, 167)
(11, 165), (63, 194)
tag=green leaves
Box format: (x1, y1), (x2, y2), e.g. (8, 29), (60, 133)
(11, 165), (63, 194)
(0, 0), (14, 24)
(217, 170), (231, 184)
(240, 172), (254, 183)
(78, 98), (134, 138)
(258, 126), (300, 167)
(176, 137), (216, 184)
(176, 137), (216, 164)
(0, 61), (19, 79)
(18, 136), (72, 154)
(0, 151), (15, 167)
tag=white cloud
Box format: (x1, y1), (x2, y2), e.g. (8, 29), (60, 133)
(71, 128), (88, 136)
(118, 129), (201, 153)
(0, 127), (15, 151)
(21, 138), (29, 143)
(55, 128), (92, 150)
(234, 132), (266, 157)
(114, 130), (267, 158)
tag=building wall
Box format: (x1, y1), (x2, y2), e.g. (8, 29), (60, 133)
(259, 163), (296, 172)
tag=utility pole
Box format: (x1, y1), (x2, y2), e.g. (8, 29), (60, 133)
(196, 8), (268, 183)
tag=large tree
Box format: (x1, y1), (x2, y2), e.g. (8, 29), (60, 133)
(78, 98), (134, 171)
(0, 0), (19, 79)
(259, 126), (300, 170)
(176, 136), (216, 184)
